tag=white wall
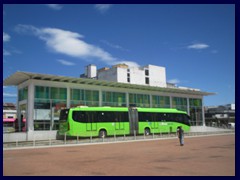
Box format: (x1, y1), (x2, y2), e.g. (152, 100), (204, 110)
(117, 67), (128, 83)
(148, 65), (166, 87)
(98, 64), (167, 87)
(129, 67), (145, 85)
(87, 65), (97, 78)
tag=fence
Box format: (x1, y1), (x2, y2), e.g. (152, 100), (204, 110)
(3, 128), (235, 150)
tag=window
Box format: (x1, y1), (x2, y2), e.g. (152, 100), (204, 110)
(59, 88), (67, 99)
(72, 111), (86, 122)
(129, 93), (150, 107)
(102, 91), (126, 107)
(35, 86), (66, 100)
(152, 95), (170, 108)
(145, 77), (149, 84)
(19, 87), (28, 101)
(34, 86), (67, 131)
(172, 97), (187, 112)
(50, 87), (58, 99)
(60, 109), (69, 121)
(189, 98), (203, 126)
(139, 112), (153, 122)
(189, 98), (202, 107)
(145, 69), (149, 76)
(72, 111), (128, 123)
(127, 72), (130, 82)
(70, 89), (99, 107)
(98, 111), (128, 122)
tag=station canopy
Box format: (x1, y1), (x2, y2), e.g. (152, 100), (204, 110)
(4, 71), (215, 96)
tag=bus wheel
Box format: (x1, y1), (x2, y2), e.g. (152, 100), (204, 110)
(99, 130), (107, 138)
(144, 128), (150, 136)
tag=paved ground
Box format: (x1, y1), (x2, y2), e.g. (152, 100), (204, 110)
(3, 134), (235, 176)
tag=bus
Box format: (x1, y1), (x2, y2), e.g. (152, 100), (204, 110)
(57, 106), (191, 138)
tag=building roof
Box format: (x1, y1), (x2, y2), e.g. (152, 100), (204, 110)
(3, 103), (16, 110)
(3, 71), (215, 96)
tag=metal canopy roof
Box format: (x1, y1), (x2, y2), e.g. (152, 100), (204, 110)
(3, 71), (215, 96)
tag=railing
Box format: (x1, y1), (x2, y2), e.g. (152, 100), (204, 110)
(3, 129), (235, 150)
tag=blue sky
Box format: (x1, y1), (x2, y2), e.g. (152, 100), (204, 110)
(3, 4), (235, 106)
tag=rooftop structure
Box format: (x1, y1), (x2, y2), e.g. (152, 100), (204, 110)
(97, 64), (167, 87)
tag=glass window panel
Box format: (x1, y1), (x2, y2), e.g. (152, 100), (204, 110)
(190, 98), (202, 107)
(19, 87), (28, 101)
(85, 90), (92, 101)
(129, 93), (149, 107)
(71, 89), (79, 100)
(59, 88), (67, 100)
(51, 87), (58, 99)
(102, 91), (126, 107)
(152, 95), (170, 108)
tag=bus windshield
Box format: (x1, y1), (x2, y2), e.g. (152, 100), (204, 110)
(59, 109), (69, 122)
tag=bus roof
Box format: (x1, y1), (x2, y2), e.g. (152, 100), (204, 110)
(71, 106), (128, 112)
(70, 106), (187, 114)
(137, 108), (186, 114)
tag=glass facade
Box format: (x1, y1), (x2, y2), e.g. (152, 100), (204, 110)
(27, 85), (204, 131)
(129, 93), (150, 107)
(70, 89), (99, 107)
(34, 86), (67, 131)
(189, 98), (203, 126)
(102, 91), (126, 107)
(18, 87), (28, 101)
(152, 95), (170, 108)
(172, 97), (187, 112)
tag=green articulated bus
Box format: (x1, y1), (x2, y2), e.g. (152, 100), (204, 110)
(58, 106), (191, 138)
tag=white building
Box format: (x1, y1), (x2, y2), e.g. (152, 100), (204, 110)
(98, 64), (167, 87)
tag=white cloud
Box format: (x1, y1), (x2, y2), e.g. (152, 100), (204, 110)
(45, 4), (63, 10)
(15, 24), (139, 67)
(95, 4), (112, 13)
(187, 43), (209, 50)
(3, 93), (17, 97)
(41, 28), (115, 63)
(57, 59), (75, 66)
(117, 61), (140, 68)
(3, 32), (10, 42)
(168, 79), (180, 84)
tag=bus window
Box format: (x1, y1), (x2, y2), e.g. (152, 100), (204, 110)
(98, 112), (105, 122)
(184, 115), (191, 126)
(97, 111), (115, 122)
(59, 109), (69, 121)
(139, 112), (152, 122)
(72, 111), (86, 122)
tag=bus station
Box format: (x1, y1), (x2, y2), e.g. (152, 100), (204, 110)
(3, 64), (214, 142)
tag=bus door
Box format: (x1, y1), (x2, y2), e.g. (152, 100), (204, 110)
(151, 113), (159, 130)
(128, 107), (139, 135)
(115, 112), (124, 130)
(86, 112), (97, 131)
